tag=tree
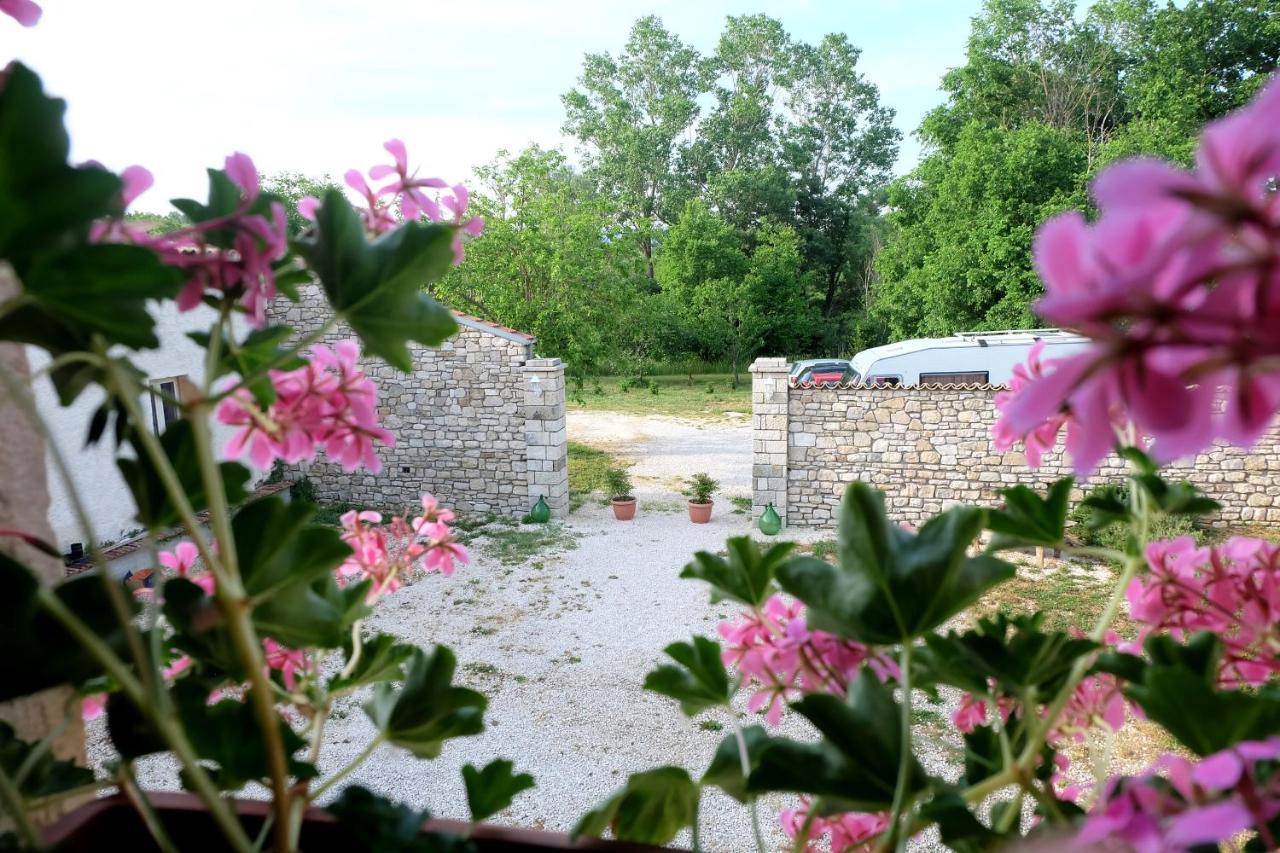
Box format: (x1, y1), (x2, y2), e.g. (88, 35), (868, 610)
(432, 146), (645, 375)
(562, 16), (708, 282)
(262, 172), (342, 236)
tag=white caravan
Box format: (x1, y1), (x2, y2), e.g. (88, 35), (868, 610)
(848, 329), (1091, 387)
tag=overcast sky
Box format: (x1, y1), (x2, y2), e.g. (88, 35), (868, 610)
(11, 0), (984, 210)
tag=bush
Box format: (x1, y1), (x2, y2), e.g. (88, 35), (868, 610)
(289, 475), (317, 505)
(1068, 482), (1204, 554)
(605, 467), (634, 500)
(685, 472), (718, 504)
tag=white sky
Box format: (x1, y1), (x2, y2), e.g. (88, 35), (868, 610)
(9, 0), (984, 211)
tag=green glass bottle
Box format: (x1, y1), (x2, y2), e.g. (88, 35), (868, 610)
(758, 502), (782, 536)
(528, 495), (551, 524)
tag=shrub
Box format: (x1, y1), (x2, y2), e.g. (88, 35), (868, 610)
(605, 467), (634, 501)
(685, 472), (717, 504)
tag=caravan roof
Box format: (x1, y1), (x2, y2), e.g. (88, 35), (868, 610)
(849, 328), (1086, 376)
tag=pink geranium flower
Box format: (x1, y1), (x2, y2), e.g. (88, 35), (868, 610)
(0, 0), (40, 26)
(81, 692), (106, 722)
(262, 638), (308, 691)
(370, 139), (448, 222)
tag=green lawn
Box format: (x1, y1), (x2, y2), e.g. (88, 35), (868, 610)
(567, 373), (751, 419)
(567, 441), (621, 511)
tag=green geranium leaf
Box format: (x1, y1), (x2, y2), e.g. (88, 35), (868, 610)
(572, 766), (699, 845)
(163, 577), (243, 678)
(1131, 473), (1221, 518)
(987, 478), (1073, 550)
(462, 759), (535, 823)
(329, 633), (416, 693)
(701, 725), (769, 803)
(191, 324), (304, 407)
(1078, 491), (1131, 533)
(233, 497), (350, 600)
(1117, 634), (1280, 756)
(365, 646), (486, 759)
(777, 482), (1014, 644)
(118, 420), (251, 531)
(20, 243), (180, 350)
(680, 537), (793, 607)
(963, 716), (1057, 787)
(918, 793), (1002, 853)
(915, 612), (1097, 697)
(173, 680), (316, 791)
(293, 189), (457, 372)
(747, 672), (928, 810)
(0, 63), (121, 274)
(643, 635), (734, 716)
(0, 553), (133, 702)
(327, 786), (470, 853)
(252, 575), (369, 650)
(0, 721), (94, 799)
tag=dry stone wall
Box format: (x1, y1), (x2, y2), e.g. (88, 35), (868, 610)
(269, 285), (568, 518)
(750, 358), (1280, 531)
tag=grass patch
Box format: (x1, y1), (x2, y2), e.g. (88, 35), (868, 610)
(568, 441), (624, 511)
(731, 496), (752, 515)
(974, 557), (1137, 637)
(698, 719), (724, 732)
(475, 522), (579, 566)
(568, 373), (750, 419)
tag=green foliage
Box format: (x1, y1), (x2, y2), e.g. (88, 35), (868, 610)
(987, 478), (1073, 550)
(262, 171), (342, 236)
(572, 766), (700, 845)
(0, 552), (134, 702)
(604, 466), (633, 500)
(746, 673), (929, 811)
(685, 472), (718, 505)
(778, 482), (1015, 644)
(701, 725), (768, 803)
(328, 634), (415, 694)
(643, 635), (734, 716)
(461, 759), (535, 823)
(294, 188), (457, 372)
(680, 536), (793, 607)
(0, 721), (93, 799)
(328, 786), (470, 853)
(118, 420), (252, 531)
(365, 647), (487, 759)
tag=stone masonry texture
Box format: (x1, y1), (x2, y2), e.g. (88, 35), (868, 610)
(751, 358), (1280, 531)
(269, 285), (568, 518)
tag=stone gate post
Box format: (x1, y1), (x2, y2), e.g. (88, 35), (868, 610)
(750, 357), (790, 526)
(523, 358), (569, 518)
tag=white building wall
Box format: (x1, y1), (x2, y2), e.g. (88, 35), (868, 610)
(29, 302), (257, 552)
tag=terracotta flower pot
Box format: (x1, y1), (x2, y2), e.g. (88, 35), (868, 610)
(43, 792), (674, 852)
(687, 500), (713, 523)
(611, 497), (637, 521)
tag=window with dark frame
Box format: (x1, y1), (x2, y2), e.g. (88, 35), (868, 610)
(919, 370), (990, 385)
(150, 377), (183, 432)
(867, 375), (901, 387)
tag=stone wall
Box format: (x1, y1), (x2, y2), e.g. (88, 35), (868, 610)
(269, 285), (569, 519)
(750, 358), (1280, 531)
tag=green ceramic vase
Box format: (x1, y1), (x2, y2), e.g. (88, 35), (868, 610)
(528, 495), (551, 524)
(758, 502), (782, 536)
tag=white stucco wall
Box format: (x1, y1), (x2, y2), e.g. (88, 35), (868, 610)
(28, 302), (258, 552)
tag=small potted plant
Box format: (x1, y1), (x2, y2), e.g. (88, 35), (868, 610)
(606, 467), (637, 521)
(684, 473), (717, 523)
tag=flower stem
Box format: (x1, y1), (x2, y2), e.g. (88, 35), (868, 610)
(885, 642), (915, 852)
(310, 735), (385, 802)
(121, 762), (180, 853)
(733, 721), (766, 853)
(791, 801), (820, 853)
(0, 763), (42, 849)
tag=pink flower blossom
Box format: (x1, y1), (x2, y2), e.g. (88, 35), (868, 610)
(1080, 738), (1280, 851)
(441, 182), (485, 264)
(158, 540), (215, 594)
(262, 638), (308, 691)
(420, 520), (468, 577)
(81, 692), (106, 722)
(335, 495), (465, 602)
(781, 800), (889, 852)
(719, 594), (893, 726)
(370, 139), (447, 222)
(0, 0), (40, 26)
(992, 77), (1280, 474)
(1128, 535), (1280, 687)
(951, 693), (988, 733)
(218, 339), (393, 473)
(163, 655), (192, 681)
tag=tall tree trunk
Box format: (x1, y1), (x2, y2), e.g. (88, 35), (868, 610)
(821, 267), (841, 318)
(0, 268), (88, 830)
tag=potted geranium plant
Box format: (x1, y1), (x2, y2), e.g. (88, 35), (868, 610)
(606, 468), (636, 521)
(684, 473), (717, 524)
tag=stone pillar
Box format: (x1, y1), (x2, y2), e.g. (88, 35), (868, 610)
(751, 357), (790, 526)
(523, 358), (569, 518)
